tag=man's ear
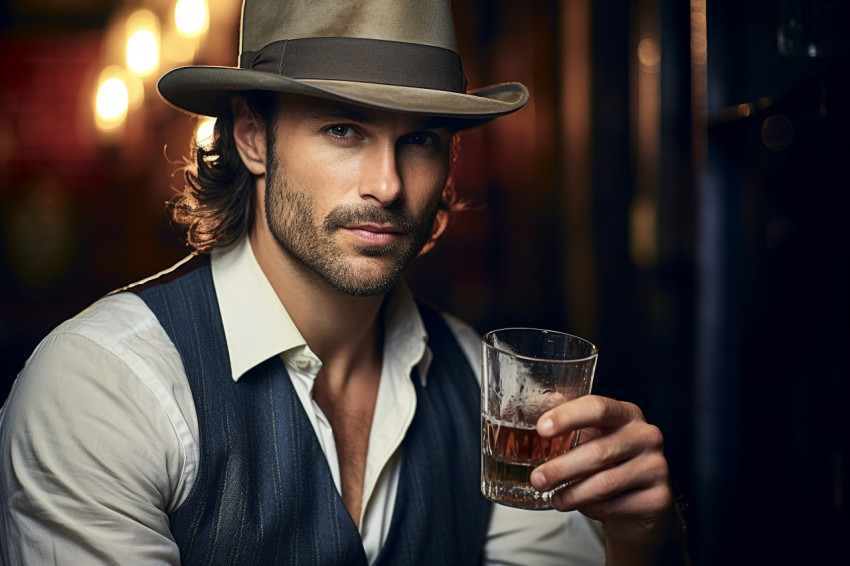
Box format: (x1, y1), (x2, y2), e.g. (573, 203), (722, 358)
(232, 96), (267, 175)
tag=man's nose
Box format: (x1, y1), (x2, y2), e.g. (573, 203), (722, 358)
(358, 141), (402, 207)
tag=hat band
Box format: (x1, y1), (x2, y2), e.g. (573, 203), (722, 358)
(240, 37), (468, 93)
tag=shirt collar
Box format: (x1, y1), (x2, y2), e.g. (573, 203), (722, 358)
(210, 236), (431, 385)
(383, 283), (431, 387)
(211, 236), (306, 381)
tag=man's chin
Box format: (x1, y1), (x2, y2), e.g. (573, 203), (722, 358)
(328, 277), (399, 297)
(324, 257), (410, 297)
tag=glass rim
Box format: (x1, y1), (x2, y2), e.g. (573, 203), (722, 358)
(482, 327), (598, 363)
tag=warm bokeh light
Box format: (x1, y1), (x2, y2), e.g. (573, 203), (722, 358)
(95, 69), (129, 130)
(629, 196), (658, 269)
(761, 114), (795, 151)
(175, 0), (209, 37)
(195, 116), (216, 149)
(97, 77), (129, 120)
(637, 38), (661, 72)
(127, 29), (159, 75)
(126, 10), (160, 76)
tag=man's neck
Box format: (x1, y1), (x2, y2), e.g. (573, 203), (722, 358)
(248, 226), (386, 390)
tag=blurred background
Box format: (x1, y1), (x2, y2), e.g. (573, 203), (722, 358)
(0, 0), (847, 564)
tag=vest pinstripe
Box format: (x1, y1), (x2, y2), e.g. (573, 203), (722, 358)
(132, 256), (490, 565)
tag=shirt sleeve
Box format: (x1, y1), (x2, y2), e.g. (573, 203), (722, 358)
(442, 312), (606, 565)
(0, 325), (186, 565)
(483, 506), (605, 566)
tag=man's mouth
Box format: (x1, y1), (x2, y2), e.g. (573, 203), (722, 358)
(343, 223), (407, 247)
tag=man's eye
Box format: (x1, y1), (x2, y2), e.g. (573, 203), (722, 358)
(327, 125), (355, 138)
(403, 132), (437, 147)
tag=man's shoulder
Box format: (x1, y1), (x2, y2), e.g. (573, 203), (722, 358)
(50, 291), (162, 351)
(5, 291), (188, 442)
(407, 292), (482, 348)
(18, 291), (179, 386)
(439, 311), (481, 348)
(47, 251), (206, 352)
(438, 310), (483, 381)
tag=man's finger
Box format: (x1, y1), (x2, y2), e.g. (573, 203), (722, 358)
(536, 395), (644, 437)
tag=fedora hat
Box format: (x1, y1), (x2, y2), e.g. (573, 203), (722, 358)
(157, 0), (528, 127)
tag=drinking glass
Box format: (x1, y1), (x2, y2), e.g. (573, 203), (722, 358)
(481, 328), (597, 509)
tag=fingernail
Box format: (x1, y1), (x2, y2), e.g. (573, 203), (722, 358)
(551, 491), (563, 508)
(531, 469), (546, 488)
(537, 418), (553, 435)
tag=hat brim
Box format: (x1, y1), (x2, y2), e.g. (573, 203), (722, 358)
(157, 66), (529, 129)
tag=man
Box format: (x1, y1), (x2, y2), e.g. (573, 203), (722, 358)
(0, 1), (683, 564)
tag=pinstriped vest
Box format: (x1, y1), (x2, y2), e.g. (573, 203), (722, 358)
(132, 255), (490, 565)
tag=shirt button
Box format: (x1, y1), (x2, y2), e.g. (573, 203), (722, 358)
(295, 358), (311, 370)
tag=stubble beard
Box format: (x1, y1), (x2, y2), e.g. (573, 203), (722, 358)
(264, 155), (440, 297)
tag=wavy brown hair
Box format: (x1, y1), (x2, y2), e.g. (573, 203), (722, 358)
(169, 92), (465, 254)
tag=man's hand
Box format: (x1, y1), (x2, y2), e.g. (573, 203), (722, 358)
(530, 395), (676, 566)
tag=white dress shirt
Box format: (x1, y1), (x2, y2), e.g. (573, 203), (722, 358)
(0, 236), (604, 565)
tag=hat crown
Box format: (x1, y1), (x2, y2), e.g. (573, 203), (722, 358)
(158, 0), (528, 123)
(239, 0), (458, 55)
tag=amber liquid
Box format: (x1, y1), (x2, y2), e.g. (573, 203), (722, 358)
(481, 416), (577, 509)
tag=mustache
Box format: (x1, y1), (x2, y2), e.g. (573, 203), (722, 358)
(322, 205), (420, 232)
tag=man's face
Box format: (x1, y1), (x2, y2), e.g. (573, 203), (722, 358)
(263, 95), (454, 297)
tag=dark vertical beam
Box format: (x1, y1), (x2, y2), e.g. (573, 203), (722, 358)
(589, 0), (640, 405)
